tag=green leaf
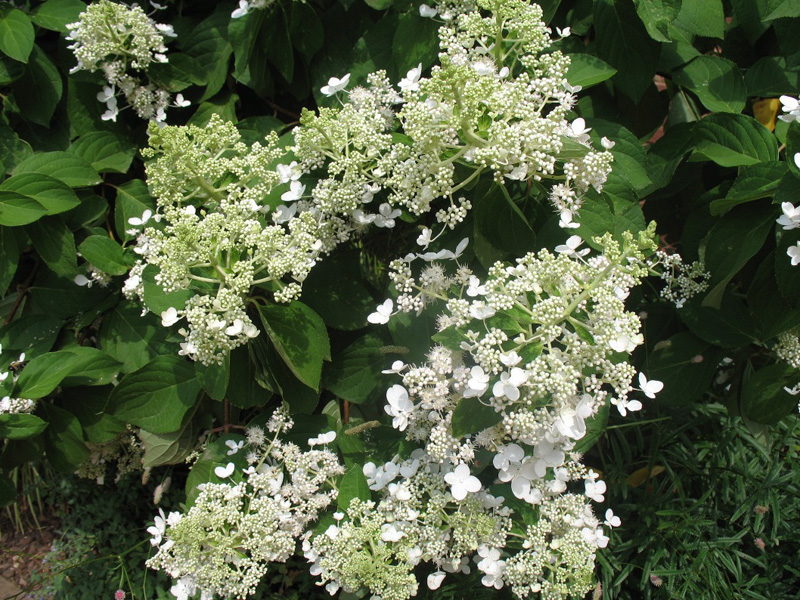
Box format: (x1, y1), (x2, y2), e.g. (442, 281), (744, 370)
(0, 414), (47, 440)
(196, 354), (229, 401)
(474, 183), (536, 256)
(633, 0), (681, 42)
(745, 57), (800, 98)
(451, 396), (502, 438)
(26, 216), (77, 276)
(29, 271), (113, 319)
(263, 340), (320, 413)
(324, 334), (388, 404)
(566, 53), (617, 88)
(0, 226), (19, 293)
(709, 162), (787, 215)
(691, 114), (778, 167)
(576, 191), (646, 248)
(0, 315), (62, 357)
(108, 355), (202, 434)
(679, 294), (757, 348)
(30, 0), (86, 33)
(39, 403), (89, 472)
(748, 253), (800, 339)
(703, 203), (774, 297)
(0, 190), (47, 226)
(0, 472), (16, 506)
(59, 347), (123, 387)
(573, 402), (609, 454)
(588, 119), (651, 192)
(0, 173), (81, 216)
(259, 302), (330, 391)
(14, 350), (87, 399)
(69, 131), (135, 174)
(63, 385), (125, 443)
(647, 332), (722, 406)
(181, 7), (232, 102)
(11, 46), (62, 126)
(99, 301), (172, 373)
(742, 364), (799, 424)
(301, 250), (376, 331)
(729, 0), (771, 43)
(337, 464), (371, 510)
(673, 0), (724, 38)
(226, 345), (272, 409)
(393, 10), (440, 75)
(764, 0), (800, 20)
(593, 0), (660, 101)
(14, 151), (100, 188)
(672, 56), (746, 114)
(0, 6), (34, 63)
(78, 235), (129, 276)
(140, 404), (199, 468)
(141, 264), (194, 315)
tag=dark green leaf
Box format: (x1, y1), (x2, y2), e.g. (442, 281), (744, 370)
(0, 414), (47, 440)
(451, 396), (502, 438)
(673, 0), (724, 38)
(29, 271), (112, 319)
(14, 151), (101, 188)
(11, 46), (62, 126)
(140, 405), (199, 468)
(748, 253), (800, 339)
(679, 294), (757, 348)
(0, 6), (34, 63)
(745, 57), (800, 97)
(69, 131), (136, 174)
(113, 179), (156, 242)
(576, 191), (646, 248)
(633, 0), (681, 42)
(337, 465), (371, 510)
(775, 229), (800, 308)
(30, 0), (86, 33)
(14, 350), (88, 399)
(59, 347), (123, 387)
(40, 403), (89, 472)
(764, 0), (800, 20)
(709, 162), (787, 215)
(0, 226), (19, 293)
(0, 315), (63, 357)
(0, 190), (47, 226)
(742, 364), (799, 424)
(259, 301), (330, 391)
(108, 355), (202, 434)
(78, 235), (129, 276)
(196, 354), (229, 401)
(0, 473), (16, 506)
(324, 334), (388, 404)
(0, 173), (81, 216)
(672, 56), (746, 114)
(593, 0), (660, 101)
(226, 345), (272, 409)
(691, 113), (778, 167)
(393, 10), (440, 75)
(647, 332), (722, 406)
(566, 53), (617, 88)
(141, 264), (194, 315)
(99, 301), (173, 373)
(474, 183), (536, 256)
(588, 119), (651, 191)
(26, 216), (77, 277)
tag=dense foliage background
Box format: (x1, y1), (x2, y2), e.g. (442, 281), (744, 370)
(1, 0), (800, 598)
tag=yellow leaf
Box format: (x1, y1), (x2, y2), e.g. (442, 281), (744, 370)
(626, 465), (665, 488)
(753, 98), (780, 132)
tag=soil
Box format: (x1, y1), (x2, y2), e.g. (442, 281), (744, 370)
(0, 506), (58, 600)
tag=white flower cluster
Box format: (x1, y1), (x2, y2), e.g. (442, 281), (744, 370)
(288, 0), (613, 249)
(653, 250), (710, 308)
(350, 229), (661, 596)
(774, 329), (800, 370)
(125, 115), (325, 363)
(66, 0), (188, 122)
(147, 407), (344, 599)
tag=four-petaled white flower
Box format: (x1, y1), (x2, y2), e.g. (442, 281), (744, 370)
(612, 396), (642, 417)
(777, 202), (800, 230)
(128, 209), (153, 226)
(638, 372), (663, 399)
(427, 571), (446, 590)
(555, 234), (590, 257)
(609, 332), (643, 353)
(320, 73), (350, 96)
(419, 3), (437, 17)
(385, 384), (414, 430)
(493, 443), (524, 471)
(444, 463), (482, 500)
(788, 241), (800, 266)
(464, 366), (490, 397)
(147, 508), (168, 546)
(214, 462), (235, 479)
(466, 275), (487, 297)
(399, 63), (423, 92)
(374, 203), (402, 228)
(225, 439), (244, 455)
(492, 368), (527, 402)
(231, 0), (250, 18)
(174, 93), (190, 108)
(556, 26), (571, 38)
(368, 298), (393, 324)
(281, 180), (306, 202)
(161, 307), (180, 327)
(585, 477), (607, 502)
(604, 508), (621, 528)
